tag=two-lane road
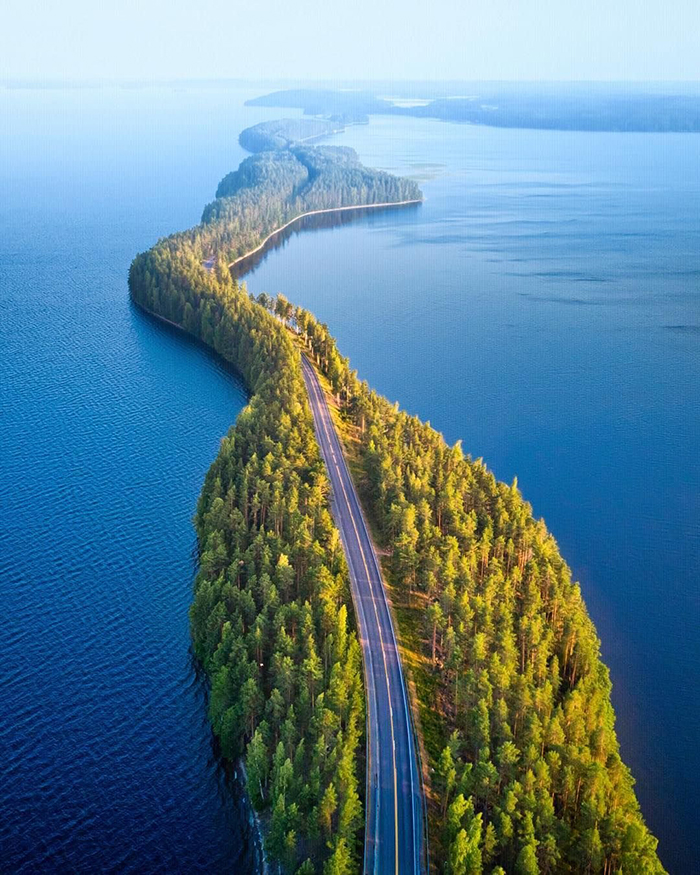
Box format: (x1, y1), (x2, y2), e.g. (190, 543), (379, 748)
(301, 356), (424, 875)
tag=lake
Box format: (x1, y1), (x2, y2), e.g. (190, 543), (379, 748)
(0, 86), (697, 873)
(244, 114), (700, 873)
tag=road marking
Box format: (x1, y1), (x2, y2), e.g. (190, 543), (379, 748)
(300, 361), (381, 875)
(302, 359), (403, 875)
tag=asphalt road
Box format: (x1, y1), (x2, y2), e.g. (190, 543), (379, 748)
(301, 356), (424, 875)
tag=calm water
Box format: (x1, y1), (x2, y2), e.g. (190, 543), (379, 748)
(0, 85), (295, 873)
(245, 116), (700, 872)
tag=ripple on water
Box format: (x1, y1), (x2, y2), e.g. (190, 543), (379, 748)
(0, 87), (258, 870)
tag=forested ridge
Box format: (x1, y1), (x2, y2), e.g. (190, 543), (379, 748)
(239, 118), (343, 153)
(128, 136), (422, 874)
(273, 309), (665, 874)
(136, 140), (420, 274)
(131, 249), (365, 874)
(204, 144), (421, 262)
(129, 123), (664, 873)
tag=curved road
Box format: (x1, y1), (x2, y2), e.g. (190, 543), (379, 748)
(301, 356), (425, 875)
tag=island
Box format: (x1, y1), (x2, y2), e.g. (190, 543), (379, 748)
(129, 117), (664, 874)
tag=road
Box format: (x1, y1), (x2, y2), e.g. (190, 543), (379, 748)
(301, 356), (425, 875)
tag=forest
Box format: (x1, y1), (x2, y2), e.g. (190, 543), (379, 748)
(129, 123), (664, 873)
(268, 307), (666, 875)
(197, 141), (420, 264)
(128, 133), (421, 874)
(131, 243), (365, 874)
(246, 89), (393, 118)
(239, 118), (343, 153)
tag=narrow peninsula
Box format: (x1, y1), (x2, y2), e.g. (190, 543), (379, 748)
(129, 117), (664, 874)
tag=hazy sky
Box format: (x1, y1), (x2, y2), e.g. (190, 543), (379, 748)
(2, 0), (699, 83)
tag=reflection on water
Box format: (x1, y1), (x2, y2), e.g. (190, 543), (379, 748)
(232, 202), (422, 278)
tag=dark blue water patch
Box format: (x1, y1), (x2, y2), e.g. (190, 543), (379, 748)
(243, 116), (700, 873)
(507, 270), (611, 282)
(473, 180), (627, 190)
(517, 294), (609, 305)
(664, 323), (700, 334)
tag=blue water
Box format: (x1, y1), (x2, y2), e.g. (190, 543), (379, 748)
(245, 116), (700, 873)
(0, 85), (296, 873)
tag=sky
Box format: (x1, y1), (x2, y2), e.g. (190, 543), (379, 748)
(1, 0), (699, 83)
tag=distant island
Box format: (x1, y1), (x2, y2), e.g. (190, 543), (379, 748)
(129, 116), (665, 873)
(247, 85), (700, 133)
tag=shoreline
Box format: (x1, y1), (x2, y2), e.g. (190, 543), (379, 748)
(132, 291), (268, 869)
(131, 299), (186, 332)
(201, 198), (422, 271)
(131, 298), (252, 400)
(236, 760), (270, 875)
(131, 301), (269, 873)
(228, 199), (422, 269)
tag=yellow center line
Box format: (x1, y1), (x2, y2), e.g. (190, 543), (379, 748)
(304, 361), (400, 875)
